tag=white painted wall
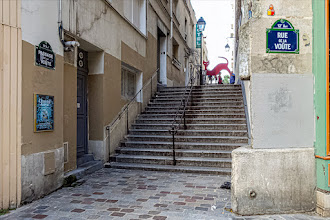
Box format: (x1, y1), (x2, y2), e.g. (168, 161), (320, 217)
(62, 0), (147, 60)
(88, 52), (105, 75)
(21, 0), (63, 56)
(251, 73), (314, 149)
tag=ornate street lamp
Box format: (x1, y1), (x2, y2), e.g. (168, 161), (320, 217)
(225, 43), (230, 52)
(197, 17), (206, 85)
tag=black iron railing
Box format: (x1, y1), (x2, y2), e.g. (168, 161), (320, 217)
(106, 68), (159, 156)
(169, 64), (199, 165)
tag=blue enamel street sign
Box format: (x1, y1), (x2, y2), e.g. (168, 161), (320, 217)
(266, 19), (299, 54)
(196, 24), (202, 48)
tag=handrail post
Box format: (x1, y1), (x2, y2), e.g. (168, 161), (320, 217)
(126, 107), (129, 134)
(183, 111), (187, 130)
(151, 75), (153, 99)
(170, 127), (176, 166)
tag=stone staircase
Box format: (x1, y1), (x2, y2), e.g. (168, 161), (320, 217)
(109, 84), (248, 175)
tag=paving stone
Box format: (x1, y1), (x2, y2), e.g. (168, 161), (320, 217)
(154, 204), (168, 208)
(107, 208), (121, 211)
(153, 216), (167, 220)
(139, 214), (153, 219)
(195, 207), (208, 211)
(106, 200), (118, 203)
(111, 212), (126, 217)
(36, 206), (49, 210)
(0, 168), (327, 220)
(148, 211), (161, 215)
(121, 209), (135, 213)
(71, 209), (85, 213)
(87, 215), (100, 219)
(173, 202), (186, 206)
(32, 215), (48, 219)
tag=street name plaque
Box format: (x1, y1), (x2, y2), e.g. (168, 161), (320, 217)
(266, 19), (299, 54)
(35, 41), (56, 69)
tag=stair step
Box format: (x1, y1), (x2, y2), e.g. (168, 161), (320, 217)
(138, 113), (246, 119)
(135, 118), (246, 125)
(123, 141), (243, 150)
(153, 97), (243, 101)
(146, 105), (244, 110)
(129, 129), (247, 136)
(132, 123), (247, 130)
(126, 134), (248, 144)
(143, 110), (245, 114)
(114, 155), (232, 167)
(107, 163), (231, 175)
(149, 101), (243, 106)
(155, 93), (243, 97)
(160, 87), (241, 92)
(117, 148), (232, 158)
(110, 84), (247, 175)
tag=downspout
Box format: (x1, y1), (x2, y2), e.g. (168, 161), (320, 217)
(58, 0), (65, 47)
(170, 0), (173, 39)
(58, 0), (80, 51)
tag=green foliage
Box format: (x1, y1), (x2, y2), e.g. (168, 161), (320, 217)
(0, 208), (15, 216)
(63, 175), (77, 187)
(223, 75), (230, 84)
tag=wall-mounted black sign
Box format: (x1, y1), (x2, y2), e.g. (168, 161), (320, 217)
(35, 41), (55, 69)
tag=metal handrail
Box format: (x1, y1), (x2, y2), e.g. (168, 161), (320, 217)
(169, 64), (199, 165)
(239, 79), (251, 145)
(106, 68), (159, 132)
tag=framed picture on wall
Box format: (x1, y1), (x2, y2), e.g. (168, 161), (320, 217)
(34, 94), (54, 132)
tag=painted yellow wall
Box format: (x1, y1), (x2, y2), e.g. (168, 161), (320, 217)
(21, 41), (64, 156)
(0, 0), (22, 209)
(63, 63), (77, 172)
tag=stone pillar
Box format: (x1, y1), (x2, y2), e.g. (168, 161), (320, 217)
(232, 0), (315, 215)
(0, 0), (22, 209)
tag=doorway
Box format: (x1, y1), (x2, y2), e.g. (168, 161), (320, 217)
(77, 48), (89, 164)
(157, 28), (167, 85)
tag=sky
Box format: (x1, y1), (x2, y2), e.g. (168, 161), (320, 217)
(191, 0), (235, 70)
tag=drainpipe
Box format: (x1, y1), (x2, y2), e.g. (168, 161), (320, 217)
(58, 0), (80, 51)
(170, 0), (173, 39)
(58, 0), (65, 46)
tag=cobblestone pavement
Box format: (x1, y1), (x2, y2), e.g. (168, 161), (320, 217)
(0, 168), (327, 220)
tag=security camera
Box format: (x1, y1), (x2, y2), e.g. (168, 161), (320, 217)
(64, 41), (80, 52)
(64, 41), (80, 47)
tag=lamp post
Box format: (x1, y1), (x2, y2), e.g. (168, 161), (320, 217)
(225, 43), (230, 52)
(197, 17), (206, 85)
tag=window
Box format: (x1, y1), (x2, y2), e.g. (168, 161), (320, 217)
(121, 67), (136, 99)
(172, 38), (179, 60)
(123, 0), (147, 35)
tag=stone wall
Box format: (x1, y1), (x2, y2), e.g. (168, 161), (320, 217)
(232, 0), (315, 215)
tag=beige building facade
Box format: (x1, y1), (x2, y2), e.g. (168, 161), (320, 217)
(0, 0), (22, 210)
(0, 0), (202, 209)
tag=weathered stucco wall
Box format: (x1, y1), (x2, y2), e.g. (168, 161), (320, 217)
(232, 147), (316, 215)
(63, 63), (77, 172)
(233, 0), (315, 215)
(21, 41), (64, 202)
(62, 0), (146, 60)
(251, 74), (314, 149)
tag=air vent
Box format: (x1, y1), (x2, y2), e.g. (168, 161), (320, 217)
(63, 142), (69, 163)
